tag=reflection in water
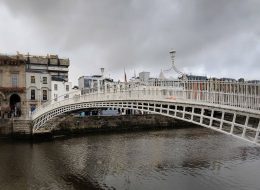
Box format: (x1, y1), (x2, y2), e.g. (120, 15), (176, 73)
(62, 174), (104, 190)
(0, 127), (260, 190)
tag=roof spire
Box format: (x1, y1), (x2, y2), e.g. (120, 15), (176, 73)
(124, 67), (127, 83)
(159, 69), (166, 80)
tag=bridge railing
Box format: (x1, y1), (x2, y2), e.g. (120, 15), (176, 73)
(32, 80), (260, 120)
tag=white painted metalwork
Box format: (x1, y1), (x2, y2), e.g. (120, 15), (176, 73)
(31, 80), (260, 145)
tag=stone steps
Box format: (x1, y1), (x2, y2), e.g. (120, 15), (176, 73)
(13, 119), (32, 134)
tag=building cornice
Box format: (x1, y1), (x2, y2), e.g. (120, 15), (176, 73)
(0, 87), (26, 93)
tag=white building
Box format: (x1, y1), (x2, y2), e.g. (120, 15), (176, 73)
(25, 53), (70, 112)
(51, 80), (80, 102)
(26, 72), (51, 112)
(78, 68), (114, 93)
(139, 71), (150, 83)
(128, 70), (185, 90)
(51, 80), (71, 100)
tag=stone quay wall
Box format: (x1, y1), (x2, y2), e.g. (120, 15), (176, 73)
(0, 118), (32, 138)
(0, 114), (200, 139)
(51, 114), (199, 136)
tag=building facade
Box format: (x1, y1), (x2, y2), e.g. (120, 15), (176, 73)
(0, 52), (71, 118)
(0, 54), (26, 118)
(51, 80), (75, 102)
(25, 53), (70, 113)
(139, 71), (150, 83)
(26, 54), (70, 82)
(26, 72), (51, 112)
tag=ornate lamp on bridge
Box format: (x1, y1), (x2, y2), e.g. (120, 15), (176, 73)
(169, 50), (187, 80)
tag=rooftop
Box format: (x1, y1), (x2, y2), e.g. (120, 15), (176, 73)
(0, 52), (69, 66)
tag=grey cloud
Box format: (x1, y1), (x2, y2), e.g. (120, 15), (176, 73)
(0, 0), (260, 83)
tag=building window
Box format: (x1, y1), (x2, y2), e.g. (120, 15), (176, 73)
(42, 77), (47, 84)
(66, 85), (69, 91)
(31, 76), (35, 83)
(31, 89), (35, 100)
(54, 84), (58, 91)
(11, 74), (18, 87)
(42, 90), (47, 101)
(54, 94), (58, 101)
(84, 79), (92, 88)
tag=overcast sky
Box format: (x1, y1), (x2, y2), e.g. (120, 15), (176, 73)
(0, 0), (259, 85)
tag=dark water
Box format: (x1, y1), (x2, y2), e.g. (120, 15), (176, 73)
(0, 128), (260, 190)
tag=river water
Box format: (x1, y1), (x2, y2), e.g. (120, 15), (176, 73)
(0, 127), (260, 190)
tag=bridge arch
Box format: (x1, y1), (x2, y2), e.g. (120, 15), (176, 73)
(33, 99), (260, 145)
(31, 81), (260, 145)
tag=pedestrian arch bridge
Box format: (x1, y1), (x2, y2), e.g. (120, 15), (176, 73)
(31, 80), (260, 146)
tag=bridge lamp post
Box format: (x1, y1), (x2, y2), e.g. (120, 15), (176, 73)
(169, 50), (187, 81)
(169, 50), (176, 66)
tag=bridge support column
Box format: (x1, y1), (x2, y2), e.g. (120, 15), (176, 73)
(242, 115), (249, 138)
(254, 120), (260, 143)
(160, 103), (163, 114)
(182, 106), (185, 119)
(200, 108), (204, 124)
(191, 107), (194, 121)
(209, 109), (214, 127)
(219, 111), (224, 130)
(230, 113), (237, 134)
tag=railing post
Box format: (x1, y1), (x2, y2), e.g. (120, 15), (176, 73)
(254, 120), (260, 143)
(219, 111), (224, 130)
(230, 113), (236, 134)
(242, 115), (249, 138)
(209, 109), (214, 127)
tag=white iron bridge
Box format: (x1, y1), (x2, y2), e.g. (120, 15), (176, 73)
(31, 80), (260, 146)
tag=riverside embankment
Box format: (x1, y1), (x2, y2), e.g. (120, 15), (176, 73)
(0, 114), (200, 140)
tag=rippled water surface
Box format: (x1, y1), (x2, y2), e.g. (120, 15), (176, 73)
(0, 128), (260, 190)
